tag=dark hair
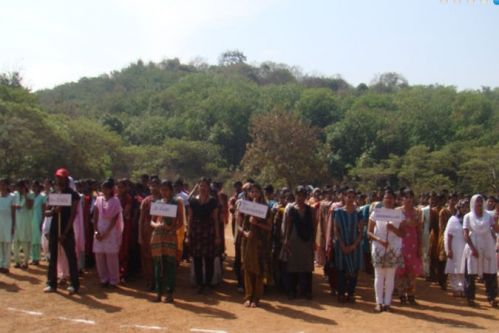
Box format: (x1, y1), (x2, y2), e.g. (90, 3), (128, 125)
(400, 188), (415, 198)
(0, 178), (10, 186)
(295, 185), (307, 196)
(250, 183), (266, 204)
(102, 178), (115, 189)
(199, 177), (211, 186)
(149, 176), (160, 185)
(160, 180), (174, 191)
(383, 187), (396, 198)
(233, 181), (243, 188)
(174, 178), (184, 187)
(487, 195), (497, 203)
(345, 188), (356, 195)
(264, 184), (274, 194)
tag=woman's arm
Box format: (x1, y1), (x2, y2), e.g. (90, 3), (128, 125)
(212, 207), (221, 244)
(463, 228), (478, 258)
(11, 205), (16, 236)
(368, 219), (388, 248)
(446, 234), (454, 259)
(387, 220), (406, 238)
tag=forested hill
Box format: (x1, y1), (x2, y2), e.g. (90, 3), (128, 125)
(2, 51), (498, 193)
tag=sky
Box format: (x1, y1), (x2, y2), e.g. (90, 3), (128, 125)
(1, 0), (498, 91)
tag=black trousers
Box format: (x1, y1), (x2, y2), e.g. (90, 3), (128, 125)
(464, 265), (497, 302)
(337, 270), (358, 297)
(288, 272), (312, 297)
(233, 236), (243, 288)
(194, 256), (214, 287)
(47, 231), (79, 291)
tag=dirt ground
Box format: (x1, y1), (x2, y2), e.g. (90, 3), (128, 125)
(1, 226), (498, 333)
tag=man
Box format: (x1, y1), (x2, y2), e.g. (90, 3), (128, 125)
(44, 168), (80, 294)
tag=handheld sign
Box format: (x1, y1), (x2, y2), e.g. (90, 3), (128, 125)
(372, 207), (403, 223)
(150, 201), (178, 218)
(239, 200), (268, 219)
(48, 193), (72, 207)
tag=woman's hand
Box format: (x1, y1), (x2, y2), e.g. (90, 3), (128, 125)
(471, 247), (479, 258)
(447, 249), (453, 259)
(379, 239), (389, 248)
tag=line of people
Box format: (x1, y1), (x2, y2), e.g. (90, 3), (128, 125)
(0, 169), (497, 311)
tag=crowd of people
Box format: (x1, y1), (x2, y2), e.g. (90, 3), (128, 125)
(0, 168), (498, 313)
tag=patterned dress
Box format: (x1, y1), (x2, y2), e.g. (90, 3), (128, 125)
(334, 208), (364, 274)
(189, 196), (218, 258)
(150, 198), (184, 259)
(396, 208), (423, 277)
(370, 209), (404, 269)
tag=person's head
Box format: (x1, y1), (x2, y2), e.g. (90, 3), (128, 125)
(0, 178), (10, 193)
(428, 191), (437, 207)
(101, 178), (115, 198)
(117, 179), (129, 196)
(470, 194), (484, 217)
(160, 180), (174, 199)
(323, 186), (333, 201)
(250, 183), (265, 203)
(486, 195), (497, 211)
(448, 192), (458, 209)
(16, 180), (28, 194)
(140, 174), (149, 186)
(264, 184), (274, 199)
(456, 198), (470, 218)
(400, 188), (415, 207)
(295, 186), (308, 205)
(357, 193), (367, 206)
(312, 188), (322, 199)
(382, 187), (396, 209)
(43, 178), (53, 192)
(198, 178), (211, 196)
(55, 168), (70, 189)
(278, 189), (288, 204)
(233, 181), (243, 194)
(174, 178), (184, 193)
(149, 176), (161, 196)
(32, 180), (43, 194)
(344, 188), (356, 206)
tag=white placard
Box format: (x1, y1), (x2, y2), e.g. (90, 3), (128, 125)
(239, 200), (269, 219)
(372, 207), (403, 223)
(48, 193), (72, 207)
(150, 201), (178, 218)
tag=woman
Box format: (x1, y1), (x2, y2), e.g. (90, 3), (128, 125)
(117, 179), (133, 282)
(444, 199), (469, 297)
(93, 178), (124, 288)
(334, 188), (363, 303)
(150, 180), (184, 303)
(239, 184), (272, 307)
(188, 178), (221, 294)
(0, 179), (16, 273)
(395, 189), (423, 305)
(283, 186), (315, 300)
(368, 188), (405, 312)
(13, 180), (34, 269)
(461, 194), (497, 307)
(31, 181), (46, 265)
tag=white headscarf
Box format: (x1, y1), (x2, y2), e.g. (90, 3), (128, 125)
(468, 194), (491, 235)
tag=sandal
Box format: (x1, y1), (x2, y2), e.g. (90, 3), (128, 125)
(243, 300), (251, 307)
(374, 304), (383, 313)
(407, 295), (418, 305)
